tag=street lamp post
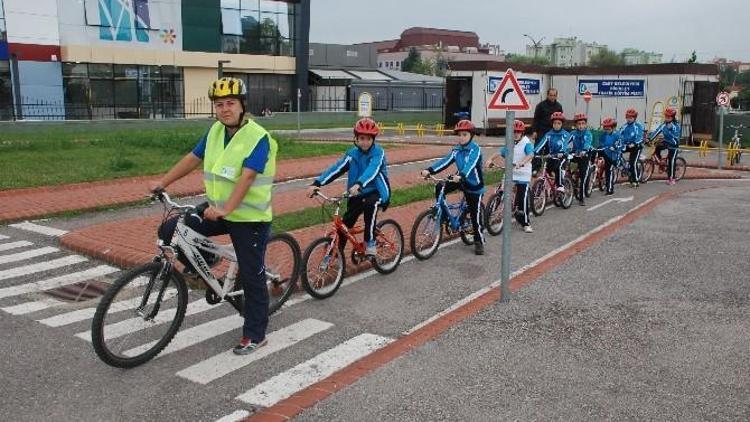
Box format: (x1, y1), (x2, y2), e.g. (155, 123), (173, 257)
(523, 34), (545, 59)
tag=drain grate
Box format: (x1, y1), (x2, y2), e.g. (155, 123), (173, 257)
(44, 279), (112, 302)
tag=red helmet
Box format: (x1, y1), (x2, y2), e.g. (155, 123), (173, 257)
(454, 119), (476, 134)
(353, 117), (379, 137)
(602, 117), (617, 128)
(513, 119), (526, 133)
(573, 113), (587, 122)
(664, 108), (677, 118)
(625, 108), (638, 118)
(550, 112), (566, 122)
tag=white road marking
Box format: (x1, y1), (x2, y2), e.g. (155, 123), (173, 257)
(0, 241), (33, 252)
(1, 298), (64, 315)
(214, 410), (250, 422)
(176, 319), (334, 385)
(0, 256), (90, 283)
(587, 195), (634, 212)
(236, 333), (392, 407)
(0, 246), (59, 265)
(9, 221), (68, 237)
(0, 265), (117, 299)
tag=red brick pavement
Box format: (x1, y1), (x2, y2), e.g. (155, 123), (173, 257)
(0, 145), (447, 224)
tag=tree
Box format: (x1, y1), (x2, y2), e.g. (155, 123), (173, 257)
(588, 48), (625, 67)
(687, 50), (697, 63)
(505, 53), (550, 66)
(402, 47), (422, 73)
(719, 66), (738, 90)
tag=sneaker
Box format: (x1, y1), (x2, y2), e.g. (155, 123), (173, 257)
(232, 337), (268, 355)
(523, 226), (534, 233)
(669, 179), (677, 186)
(474, 243), (485, 255)
(634, 182), (639, 188)
(556, 186), (565, 193)
(578, 199), (586, 206)
(365, 241), (377, 257)
(665, 179), (672, 185)
(606, 191), (614, 196)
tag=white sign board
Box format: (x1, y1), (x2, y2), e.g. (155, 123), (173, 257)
(716, 91), (730, 107)
(357, 92), (373, 117)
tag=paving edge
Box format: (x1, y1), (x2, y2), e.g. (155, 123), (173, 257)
(243, 183), (729, 422)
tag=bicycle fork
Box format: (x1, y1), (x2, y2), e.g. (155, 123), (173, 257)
(138, 259), (173, 321)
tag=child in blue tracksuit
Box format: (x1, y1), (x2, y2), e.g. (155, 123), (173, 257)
(534, 111), (570, 192)
(308, 118), (391, 256)
(649, 108), (681, 185)
(421, 119), (486, 255)
(621, 108), (645, 187)
(570, 113), (593, 206)
(599, 117), (623, 195)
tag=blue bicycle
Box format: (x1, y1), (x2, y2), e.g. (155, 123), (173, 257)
(410, 175), (483, 260)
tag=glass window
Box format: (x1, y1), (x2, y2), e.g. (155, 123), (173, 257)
(221, 8), (242, 35)
(89, 63), (113, 79)
(221, 0), (241, 9)
(90, 80), (114, 105)
(222, 36), (240, 54)
(241, 0), (259, 9)
(134, 0), (151, 29)
(259, 0), (281, 13)
(114, 64), (139, 79)
(63, 62), (89, 77)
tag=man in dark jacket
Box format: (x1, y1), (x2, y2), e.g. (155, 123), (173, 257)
(532, 88), (563, 152)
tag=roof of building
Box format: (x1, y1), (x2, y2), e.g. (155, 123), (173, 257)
(449, 61), (719, 76)
(310, 68), (444, 84)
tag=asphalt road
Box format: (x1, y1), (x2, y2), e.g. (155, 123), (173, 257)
(0, 176), (748, 421)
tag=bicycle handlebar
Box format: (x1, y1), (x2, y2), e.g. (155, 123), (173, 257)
(311, 190), (350, 203)
(152, 190), (208, 217)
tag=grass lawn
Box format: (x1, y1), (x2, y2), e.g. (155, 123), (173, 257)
(272, 170), (503, 233)
(0, 128), (353, 190)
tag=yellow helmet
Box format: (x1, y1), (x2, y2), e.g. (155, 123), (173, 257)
(208, 77), (247, 101)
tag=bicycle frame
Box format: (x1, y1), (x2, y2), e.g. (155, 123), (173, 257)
(319, 194), (368, 257)
(431, 177), (469, 232)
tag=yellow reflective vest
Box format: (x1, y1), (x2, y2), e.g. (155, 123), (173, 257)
(203, 120), (277, 222)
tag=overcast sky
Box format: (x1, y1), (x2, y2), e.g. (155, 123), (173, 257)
(310, 0), (750, 62)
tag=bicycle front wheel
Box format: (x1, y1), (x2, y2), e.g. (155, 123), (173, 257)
(301, 237), (345, 299)
(674, 157), (687, 181)
(531, 179), (546, 216)
(484, 193), (504, 236)
(91, 261), (188, 368)
(641, 160), (654, 182)
(265, 233), (301, 314)
(585, 167), (595, 197)
(410, 208), (443, 260)
(372, 219), (404, 274)
(560, 178), (574, 209)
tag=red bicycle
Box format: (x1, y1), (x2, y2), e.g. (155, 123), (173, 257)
(301, 191), (404, 299)
(641, 141), (686, 182)
(531, 155), (574, 215)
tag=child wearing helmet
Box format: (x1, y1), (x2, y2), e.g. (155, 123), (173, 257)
(648, 108), (681, 185)
(307, 118), (391, 256)
(570, 113), (593, 206)
(599, 117), (623, 195)
(486, 119), (535, 233)
(621, 108), (645, 187)
(534, 111), (570, 193)
(421, 119), (486, 254)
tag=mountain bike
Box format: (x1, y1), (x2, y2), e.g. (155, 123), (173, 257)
(301, 191), (404, 299)
(615, 144), (645, 184)
(483, 165), (532, 235)
(641, 141), (686, 182)
(410, 175), (485, 260)
(567, 152), (595, 200)
(91, 191), (300, 368)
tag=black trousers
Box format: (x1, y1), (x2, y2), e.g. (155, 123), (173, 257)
(573, 156), (590, 200)
(513, 182), (530, 226)
(342, 191), (381, 244)
(436, 181), (485, 244)
(546, 156), (565, 188)
(159, 215), (270, 343)
(654, 145), (678, 179)
(625, 144), (643, 183)
(603, 155), (617, 194)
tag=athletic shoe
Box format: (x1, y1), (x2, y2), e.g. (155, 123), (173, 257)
(232, 337), (268, 355)
(474, 243), (485, 255)
(365, 241), (377, 257)
(579, 199), (586, 206)
(556, 186), (565, 193)
(523, 226), (534, 233)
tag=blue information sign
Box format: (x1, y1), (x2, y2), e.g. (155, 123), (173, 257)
(489, 76), (540, 95)
(578, 79), (645, 97)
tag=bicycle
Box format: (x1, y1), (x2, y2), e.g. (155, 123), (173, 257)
(301, 191), (404, 299)
(615, 143), (645, 184)
(410, 175), (485, 260)
(530, 155), (574, 216)
(483, 165), (532, 235)
(91, 191), (301, 368)
(728, 124), (744, 165)
(640, 140), (686, 182)
(567, 152), (596, 200)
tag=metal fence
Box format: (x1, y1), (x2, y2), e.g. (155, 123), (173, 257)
(309, 93), (443, 113)
(0, 98), (210, 121)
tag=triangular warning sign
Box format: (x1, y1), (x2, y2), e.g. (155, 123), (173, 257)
(487, 69), (530, 111)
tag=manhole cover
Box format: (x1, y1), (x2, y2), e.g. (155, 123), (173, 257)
(44, 279), (111, 302)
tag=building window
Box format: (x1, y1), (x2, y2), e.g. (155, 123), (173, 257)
(62, 63), (184, 119)
(226, 72), (293, 114)
(221, 0), (297, 57)
(346, 50), (358, 57)
(396, 61), (400, 68)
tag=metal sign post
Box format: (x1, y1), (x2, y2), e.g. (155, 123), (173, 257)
(500, 110), (514, 303)
(297, 88), (302, 137)
(486, 68), (530, 303)
(716, 92), (730, 170)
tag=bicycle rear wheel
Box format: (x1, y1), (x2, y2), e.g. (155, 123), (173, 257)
(410, 208), (443, 260)
(301, 237), (345, 299)
(531, 179), (546, 216)
(265, 233), (301, 314)
(674, 157), (687, 181)
(585, 167), (595, 197)
(372, 219), (404, 274)
(484, 193), (504, 236)
(560, 178), (574, 209)
(91, 261), (188, 368)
